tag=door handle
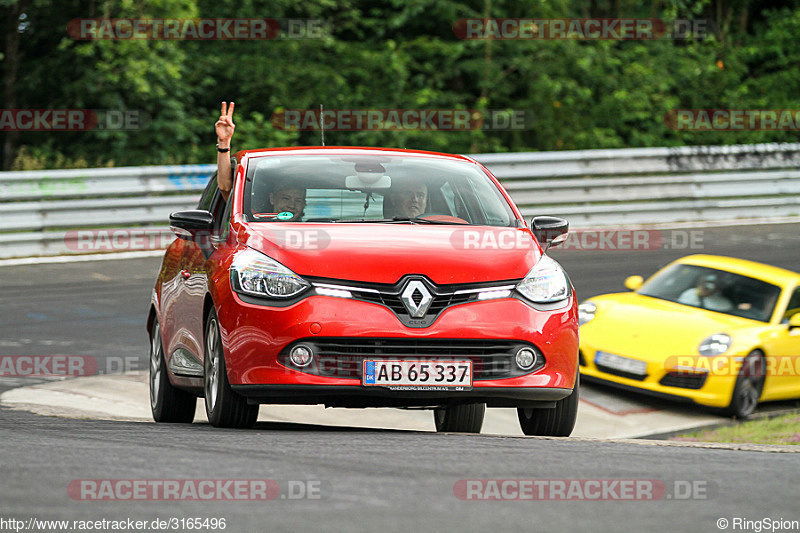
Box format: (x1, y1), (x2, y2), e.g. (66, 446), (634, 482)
(180, 270), (191, 279)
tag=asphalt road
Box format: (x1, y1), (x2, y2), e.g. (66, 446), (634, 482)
(1, 222), (799, 532)
(1, 408), (799, 533)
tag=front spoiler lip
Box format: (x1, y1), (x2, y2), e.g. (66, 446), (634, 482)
(231, 384), (572, 408)
(580, 373), (698, 405)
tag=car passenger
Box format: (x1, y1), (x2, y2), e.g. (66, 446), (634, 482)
(263, 179), (306, 221)
(215, 102), (305, 221)
(215, 101), (236, 201)
(385, 181), (428, 218)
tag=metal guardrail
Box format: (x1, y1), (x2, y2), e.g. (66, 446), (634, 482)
(1, 143), (799, 258)
(0, 165), (213, 258)
(474, 143), (800, 225)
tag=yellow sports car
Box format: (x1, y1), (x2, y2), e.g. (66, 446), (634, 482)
(578, 254), (800, 418)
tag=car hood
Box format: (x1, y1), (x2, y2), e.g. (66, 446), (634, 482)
(580, 292), (762, 361)
(239, 223), (540, 284)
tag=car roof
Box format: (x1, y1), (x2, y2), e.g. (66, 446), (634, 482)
(236, 145), (477, 163)
(677, 254), (800, 285)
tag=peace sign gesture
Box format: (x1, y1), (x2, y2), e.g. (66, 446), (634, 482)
(215, 101), (235, 147)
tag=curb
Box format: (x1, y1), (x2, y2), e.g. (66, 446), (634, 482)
(637, 405), (800, 441)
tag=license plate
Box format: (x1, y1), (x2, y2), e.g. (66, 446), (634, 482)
(594, 351), (648, 376)
(362, 360), (473, 390)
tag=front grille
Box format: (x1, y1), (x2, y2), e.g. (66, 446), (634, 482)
(310, 276), (516, 328)
(411, 291), (423, 306)
(279, 338), (544, 380)
(321, 285), (475, 316)
(595, 363), (648, 381)
(659, 371), (707, 390)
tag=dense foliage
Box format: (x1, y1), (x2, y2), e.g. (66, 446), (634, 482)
(2, 0), (799, 169)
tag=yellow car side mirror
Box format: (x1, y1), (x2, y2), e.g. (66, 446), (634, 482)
(624, 275), (643, 291)
(789, 314), (800, 329)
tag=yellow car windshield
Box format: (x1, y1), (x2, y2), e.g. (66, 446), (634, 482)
(638, 264), (781, 322)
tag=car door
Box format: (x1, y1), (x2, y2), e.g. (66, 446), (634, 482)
(761, 285), (800, 400)
(183, 182), (229, 358)
(164, 176), (223, 375)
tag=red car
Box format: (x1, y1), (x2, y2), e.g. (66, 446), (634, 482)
(147, 147), (579, 435)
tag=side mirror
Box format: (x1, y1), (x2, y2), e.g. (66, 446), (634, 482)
(169, 210), (214, 242)
(624, 275), (644, 291)
(530, 216), (569, 249)
(789, 314), (800, 329)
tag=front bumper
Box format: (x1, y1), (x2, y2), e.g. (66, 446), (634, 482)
(231, 384), (572, 408)
(578, 343), (740, 408)
(215, 289), (579, 400)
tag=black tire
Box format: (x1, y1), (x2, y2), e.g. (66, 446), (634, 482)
(204, 309), (258, 428)
(433, 403), (485, 433)
(723, 350), (765, 419)
(518, 370), (579, 436)
(149, 318), (196, 423)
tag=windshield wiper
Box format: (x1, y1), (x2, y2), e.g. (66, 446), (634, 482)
(391, 216), (469, 225)
(335, 218), (409, 223)
(331, 217), (468, 225)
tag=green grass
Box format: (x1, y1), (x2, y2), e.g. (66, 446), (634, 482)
(672, 413), (800, 445)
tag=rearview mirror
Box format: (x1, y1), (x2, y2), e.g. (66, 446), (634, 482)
(345, 172), (392, 190)
(624, 275), (644, 291)
(169, 210), (214, 242)
(789, 314), (800, 329)
(530, 216), (569, 249)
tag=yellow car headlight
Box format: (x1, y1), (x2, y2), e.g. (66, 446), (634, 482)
(698, 333), (732, 356)
(578, 301), (597, 325)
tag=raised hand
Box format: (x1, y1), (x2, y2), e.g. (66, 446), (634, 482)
(215, 101), (235, 147)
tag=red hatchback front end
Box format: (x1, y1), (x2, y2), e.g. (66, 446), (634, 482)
(148, 147), (579, 435)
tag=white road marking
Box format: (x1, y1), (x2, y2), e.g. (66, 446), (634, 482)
(0, 250), (165, 267)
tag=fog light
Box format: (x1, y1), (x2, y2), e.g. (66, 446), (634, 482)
(515, 347), (538, 371)
(290, 345), (313, 367)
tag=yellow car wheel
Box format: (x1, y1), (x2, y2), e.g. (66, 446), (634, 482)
(723, 350), (766, 419)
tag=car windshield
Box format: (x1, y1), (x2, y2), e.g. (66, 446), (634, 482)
(637, 263), (781, 322)
(243, 154), (516, 226)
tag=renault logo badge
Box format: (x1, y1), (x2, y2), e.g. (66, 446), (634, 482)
(401, 280), (433, 318)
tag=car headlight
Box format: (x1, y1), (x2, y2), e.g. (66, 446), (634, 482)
(578, 301), (597, 325)
(698, 333), (732, 356)
(231, 248), (310, 299)
(516, 256), (569, 304)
